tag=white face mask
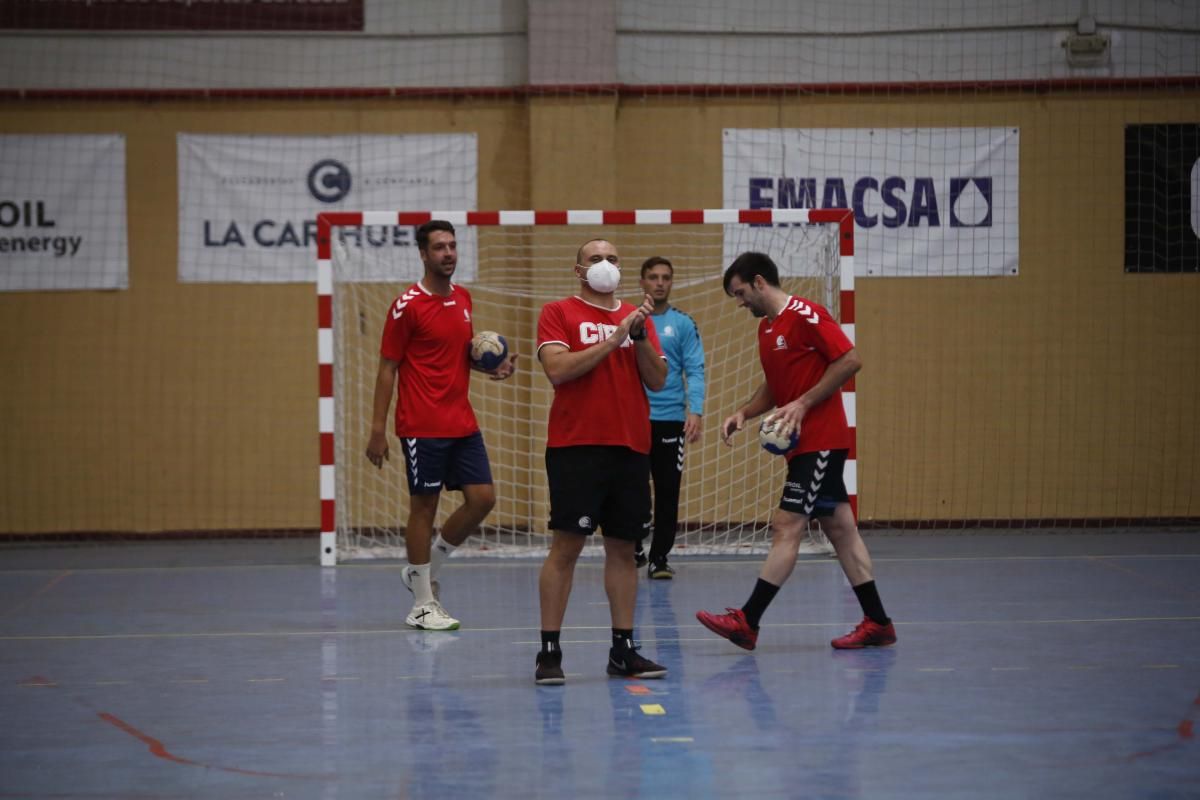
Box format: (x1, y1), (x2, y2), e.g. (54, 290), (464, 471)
(582, 258), (620, 293)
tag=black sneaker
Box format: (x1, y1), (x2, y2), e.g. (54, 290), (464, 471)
(607, 646), (667, 679)
(535, 650), (565, 685)
(648, 559), (675, 580)
(634, 544), (648, 568)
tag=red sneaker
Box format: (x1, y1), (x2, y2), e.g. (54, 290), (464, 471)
(831, 617), (897, 649)
(695, 607), (758, 651)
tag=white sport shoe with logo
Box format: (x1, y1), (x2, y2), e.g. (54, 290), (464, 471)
(405, 600), (460, 631)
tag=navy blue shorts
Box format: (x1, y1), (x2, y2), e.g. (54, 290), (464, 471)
(780, 449), (850, 518)
(545, 445), (651, 541)
(400, 431), (493, 496)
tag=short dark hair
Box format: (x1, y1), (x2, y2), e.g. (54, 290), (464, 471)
(723, 251), (780, 295)
(640, 256), (673, 278)
(576, 238), (611, 265)
(415, 219), (456, 252)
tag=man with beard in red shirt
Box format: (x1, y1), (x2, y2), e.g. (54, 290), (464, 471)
(696, 251), (896, 652)
(366, 220), (517, 632)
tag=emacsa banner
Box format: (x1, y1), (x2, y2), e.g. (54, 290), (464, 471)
(723, 128), (1019, 277)
(178, 134), (477, 283)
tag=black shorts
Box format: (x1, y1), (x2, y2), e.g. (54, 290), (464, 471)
(545, 445), (652, 541)
(780, 449), (850, 518)
(400, 431), (493, 496)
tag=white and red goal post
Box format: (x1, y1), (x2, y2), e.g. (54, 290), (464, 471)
(315, 209), (855, 565)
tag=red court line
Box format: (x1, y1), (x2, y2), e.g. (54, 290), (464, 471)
(3, 571), (72, 616)
(98, 712), (332, 781)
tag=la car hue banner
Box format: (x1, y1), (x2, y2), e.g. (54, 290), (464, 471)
(0, 134), (128, 292)
(178, 134), (478, 283)
(723, 128), (1019, 277)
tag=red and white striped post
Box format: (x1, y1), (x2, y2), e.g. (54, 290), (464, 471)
(315, 209), (855, 565)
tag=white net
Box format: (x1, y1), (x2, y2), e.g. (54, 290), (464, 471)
(329, 217), (845, 561)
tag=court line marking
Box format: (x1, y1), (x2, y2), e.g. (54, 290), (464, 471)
(2, 570), (73, 615)
(4, 614), (1199, 643)
(98, 712), (332, 781)
(2, 551), (1198, 576)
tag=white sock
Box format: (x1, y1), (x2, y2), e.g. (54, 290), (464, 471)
(406, 562), (435, 606)
(430, 534), (458, 579)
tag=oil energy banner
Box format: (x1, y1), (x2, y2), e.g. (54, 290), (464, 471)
(0, 134), (128, 292)
(723, 128), (1020, 277)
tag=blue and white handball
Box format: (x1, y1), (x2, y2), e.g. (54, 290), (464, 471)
(469, 330), (508, 371)
(759, 415), (799, 455)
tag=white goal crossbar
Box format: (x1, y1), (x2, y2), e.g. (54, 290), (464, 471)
(314, 208), (855, 565)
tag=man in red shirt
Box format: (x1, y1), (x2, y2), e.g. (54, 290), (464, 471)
(696, 251), (897, 651)
(366, 220), (517, 632)
(533, 238), (670, 685)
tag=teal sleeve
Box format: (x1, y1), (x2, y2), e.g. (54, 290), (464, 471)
(683, 316), (706, 416)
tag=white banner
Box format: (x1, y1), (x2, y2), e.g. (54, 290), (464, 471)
(0, 135), (128, 291)
(723, 128), (1019, 277)
(178, 134), (478, 283)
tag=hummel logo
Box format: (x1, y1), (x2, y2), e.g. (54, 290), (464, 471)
(392, 289), (420, 319)
(789, 297), (820, 325)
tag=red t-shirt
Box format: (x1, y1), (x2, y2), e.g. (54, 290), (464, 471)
(537, 296), (664, 453)
(380, 282), (478, 437)
(758, 295), (854, 457)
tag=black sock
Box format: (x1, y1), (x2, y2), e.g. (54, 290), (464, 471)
(611, 628), (634, 650)
(852, 580), (890, 626)
(741, 578), (780, 629)
(541, 631), (561, 653)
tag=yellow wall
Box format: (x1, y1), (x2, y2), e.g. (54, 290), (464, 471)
(1, 90), (1197, 533)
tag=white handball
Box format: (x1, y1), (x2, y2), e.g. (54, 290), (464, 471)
(759, 415), (799, 456)
(469, 330), (508, 371)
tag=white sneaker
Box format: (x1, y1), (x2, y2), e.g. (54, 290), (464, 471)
(405, 600), (460, 631)
(400, 566), (440, 601)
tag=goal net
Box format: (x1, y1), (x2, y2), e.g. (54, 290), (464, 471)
(319, 209), (853, 564)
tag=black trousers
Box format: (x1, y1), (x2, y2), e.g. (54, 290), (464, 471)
(647, 419), (686, 561)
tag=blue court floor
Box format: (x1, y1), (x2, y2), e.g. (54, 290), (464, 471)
(1, 532), (1198, 799)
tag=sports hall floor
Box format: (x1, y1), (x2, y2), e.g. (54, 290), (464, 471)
(1, 532), (1198, 799)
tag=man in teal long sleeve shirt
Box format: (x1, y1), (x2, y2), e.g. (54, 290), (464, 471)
(637, 256), (706, 578)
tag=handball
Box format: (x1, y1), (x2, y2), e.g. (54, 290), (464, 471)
(469, 331), (508, 371)
(759, 415), (799, 455)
